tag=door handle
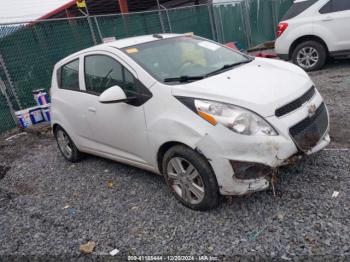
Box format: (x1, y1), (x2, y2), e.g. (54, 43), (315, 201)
(88, 107), (96, 113)
(322, 16), (333, 21)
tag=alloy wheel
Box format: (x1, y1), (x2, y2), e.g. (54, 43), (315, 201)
(296, 47), (319, 69)
(166, 157), (205, 204)
(56, 129), (73, 159)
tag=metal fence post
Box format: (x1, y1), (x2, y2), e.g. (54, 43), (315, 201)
(78, 4), (98, 45)
(241, 0), (253, 48)
(93, 16), (104, 42)
(217, 6), (225, 43)
(207, 4), (217, 41)
(156, 0), (166, 33)
(0, 52), (22, 109)
(271, 0), (278, 37)
(87, 15), (98, 45)
(0, 79), (18, 125)
(159, 5), (172, 33)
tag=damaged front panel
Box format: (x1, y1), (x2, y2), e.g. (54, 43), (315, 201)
(195, 124), (294, 195)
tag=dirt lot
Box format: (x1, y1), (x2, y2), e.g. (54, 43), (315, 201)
(0, 60), (349, 261)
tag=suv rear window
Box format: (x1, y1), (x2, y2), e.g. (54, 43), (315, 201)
(320, 0), (350, 14)
(282, 0), (319, 20)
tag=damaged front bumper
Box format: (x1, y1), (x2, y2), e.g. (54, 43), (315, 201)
(196, 122), (330, 196)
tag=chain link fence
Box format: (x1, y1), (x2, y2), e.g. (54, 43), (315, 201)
(0, 0), (293, 133)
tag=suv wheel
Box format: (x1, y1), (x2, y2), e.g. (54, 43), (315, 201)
(54, 126), (82, 162)
(162, 145), (220, 211)
(292, 40), (327, 71)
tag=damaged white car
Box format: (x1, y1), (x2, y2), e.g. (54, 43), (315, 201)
(51, 34), (330, 210)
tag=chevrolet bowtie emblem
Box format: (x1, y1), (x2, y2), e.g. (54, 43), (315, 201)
(308, 104), (317, 117)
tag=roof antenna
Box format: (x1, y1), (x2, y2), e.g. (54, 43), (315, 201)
(152, 34), (163, 39)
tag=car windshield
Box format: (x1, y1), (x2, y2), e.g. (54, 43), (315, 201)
(122, 36), (252, 84)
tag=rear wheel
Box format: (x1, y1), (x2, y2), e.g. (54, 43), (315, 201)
(292, 40), (327, 71)
(162, 145), (220, 211)
(54, 126), (82, 162)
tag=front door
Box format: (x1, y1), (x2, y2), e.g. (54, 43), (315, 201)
(82, 53), (151, 165)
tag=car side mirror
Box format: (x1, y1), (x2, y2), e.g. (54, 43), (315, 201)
(99, 85), (129, 104)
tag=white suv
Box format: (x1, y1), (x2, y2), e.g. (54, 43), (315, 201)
(275, 0), (350, 71)
(51, 34), (330, 210)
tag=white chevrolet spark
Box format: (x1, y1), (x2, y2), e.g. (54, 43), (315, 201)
(51, 34), (330, 210)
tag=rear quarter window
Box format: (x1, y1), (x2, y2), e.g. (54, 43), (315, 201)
(282, 0), (319, 20)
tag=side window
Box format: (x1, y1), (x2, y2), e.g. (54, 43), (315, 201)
(332, 0), (350, 12)
(320, 1), (332, 14)
(282, 0), (318, 20)
(84, 55), (136, 96)
(320, 0), (350, 14)
(60, 59), (80, 90)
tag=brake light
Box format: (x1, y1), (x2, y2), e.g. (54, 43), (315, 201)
(277, 22), (288, 37)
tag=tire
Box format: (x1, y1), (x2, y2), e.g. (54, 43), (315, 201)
(292, 40), (327, 71)
(54, 126), (82, 162)
(162, 145), (220, 211)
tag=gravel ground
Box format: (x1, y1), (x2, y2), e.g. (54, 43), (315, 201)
(309, 59), (350, 149)
(0, 60), (349, 261)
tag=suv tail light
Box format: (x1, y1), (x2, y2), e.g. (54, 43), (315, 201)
(277, 22), (288, 37)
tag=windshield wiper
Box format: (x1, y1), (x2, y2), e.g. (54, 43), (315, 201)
(164, 75), (205, 83)
(163, 59), (254, 83)
(205, 59), (253, 77)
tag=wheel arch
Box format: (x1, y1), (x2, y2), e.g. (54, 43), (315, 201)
(52, 123), (62, 133)
(289, 35), (329, 60)
(52, 122), (81, 151)
(156, 141), (192, 175)
(52, 122), (70, 136)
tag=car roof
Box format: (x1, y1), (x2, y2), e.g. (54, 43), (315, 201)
(59, 33), (183, 64)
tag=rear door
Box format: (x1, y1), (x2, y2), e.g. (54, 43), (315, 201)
(315, 0), (350, 51)
(53, 58), (93, 146)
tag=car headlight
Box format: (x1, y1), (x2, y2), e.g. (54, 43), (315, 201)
(194, 99), (277, 136)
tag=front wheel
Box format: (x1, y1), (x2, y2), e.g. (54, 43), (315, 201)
(162, 145), (220, 211)
(292, 40), (327, 71)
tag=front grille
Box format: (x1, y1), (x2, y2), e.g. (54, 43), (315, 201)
(289, 102), (328, 151)
(276, 86), (316, 117)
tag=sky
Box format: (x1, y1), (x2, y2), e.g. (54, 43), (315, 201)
(0, 0), (71, 23)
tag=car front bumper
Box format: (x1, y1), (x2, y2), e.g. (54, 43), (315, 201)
(197, 128), (330, 196)
(196, 93), (330, 196)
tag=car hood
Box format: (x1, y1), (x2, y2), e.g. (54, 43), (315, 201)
(171, 58), (313, 117)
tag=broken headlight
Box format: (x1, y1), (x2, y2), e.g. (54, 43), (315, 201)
(194, 99), (278, 136)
